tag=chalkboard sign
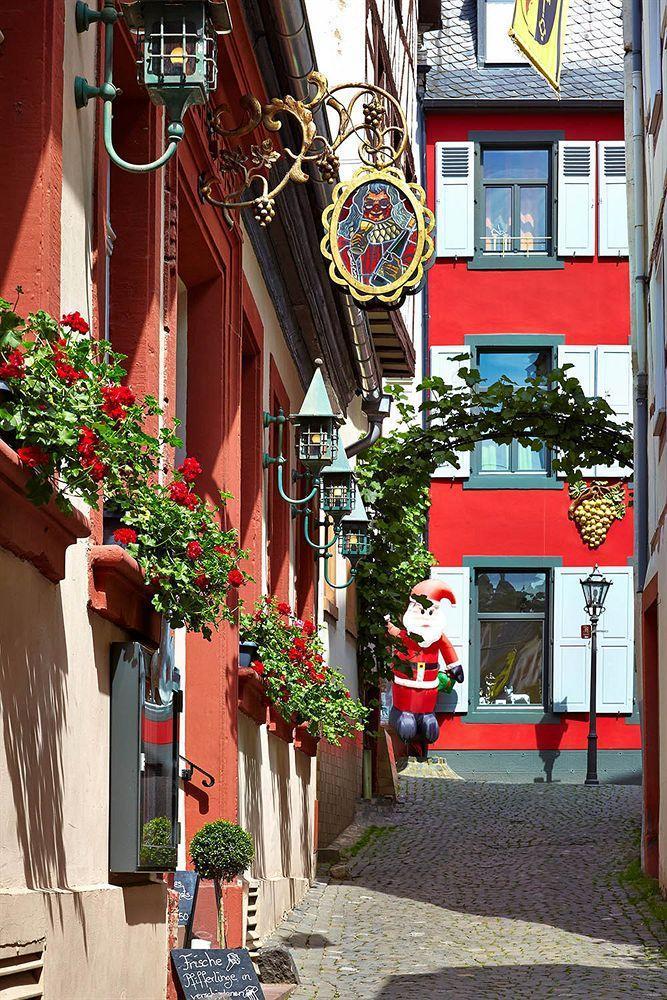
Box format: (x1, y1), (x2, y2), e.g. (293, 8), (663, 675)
(174, 871), (199, 929)
(171, 949), (265, 1000)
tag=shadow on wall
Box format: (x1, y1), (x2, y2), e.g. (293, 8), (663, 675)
(240, 722), (267, 878)
(0, 567), (74, 929)
(375, 963), (667, 998)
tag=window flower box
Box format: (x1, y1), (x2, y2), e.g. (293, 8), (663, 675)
(0, 438), (90, 582)
(294, 723), (319, 757)
(89, 544), (161, 646)
(237, 666), (268, 726)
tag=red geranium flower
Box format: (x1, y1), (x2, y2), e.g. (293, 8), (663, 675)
(0, 349), (25, 380)
(293, 637), (307, 650)
(61, 311), (90, 334)
(169, 481), (196, 507)
(179, 457), (202, 482)
(277, 602), (291, 615)
(89, 459), (108, 481)
(251, 660), (265, 675)
(17, 445), (50, 468)
(101, 385), (135, 420)
(186, 540), (203, 560)
(227, 568), (244, 587)
(114, 527), (137, 546)
(344, 690), (351, 698)
(194, 573), (209, 590)
(302, 620), (316, 636)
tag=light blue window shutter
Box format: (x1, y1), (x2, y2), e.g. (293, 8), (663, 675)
(597, 567), (634, 714)
(552, 568), (590, 712)
(595, 345), (633, 478)
(435, 142), (475, 258)
(430, 346), (471, 478)
(556, 345), (597, 477)
(557, 142), (596, 257)
(650, 254), (666, 435)
(598, 142), (629, 257)
(431, 566), (470, 714)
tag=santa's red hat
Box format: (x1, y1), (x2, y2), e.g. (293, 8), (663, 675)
(411, 579), (456, 605)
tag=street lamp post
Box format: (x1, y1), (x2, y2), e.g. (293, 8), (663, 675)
(580, 566), (613, 786)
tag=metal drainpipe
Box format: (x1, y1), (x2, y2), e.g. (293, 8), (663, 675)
(629, 0), (649, 591)
(270, 1), (383, 406)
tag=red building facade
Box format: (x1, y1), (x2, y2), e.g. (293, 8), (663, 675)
(422, 1), (639, 781)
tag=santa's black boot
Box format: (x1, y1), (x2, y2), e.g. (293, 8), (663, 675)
(390, 707), (417, 742)
(420, 713), (440, 744)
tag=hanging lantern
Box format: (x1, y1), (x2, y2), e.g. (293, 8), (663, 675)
(292, 365), (341, 475)
(121, 1), (231, 122)
(339, 494), (371, 563)
(320, 438), (356, 520)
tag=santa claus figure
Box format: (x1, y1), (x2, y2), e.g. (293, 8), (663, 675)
(385, 579), (465, 747)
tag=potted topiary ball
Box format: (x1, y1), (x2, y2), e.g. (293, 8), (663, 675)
(190, 820), (254, 947)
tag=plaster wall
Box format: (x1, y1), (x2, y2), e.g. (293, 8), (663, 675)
(237, 714), (315, 939)
(0, 543), (170, 999)
(635, 0), (667, 892)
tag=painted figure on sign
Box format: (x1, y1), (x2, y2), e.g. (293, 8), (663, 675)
(337, 181), (418, 288)
(385, 580), (465, 749)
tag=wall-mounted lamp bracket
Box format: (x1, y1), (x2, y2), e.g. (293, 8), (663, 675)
(179, 754), (216, 788)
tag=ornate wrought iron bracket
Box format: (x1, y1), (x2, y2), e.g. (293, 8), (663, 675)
(198, 73), (434, 307)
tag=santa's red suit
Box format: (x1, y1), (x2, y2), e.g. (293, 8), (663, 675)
(391, 629), (461, 715)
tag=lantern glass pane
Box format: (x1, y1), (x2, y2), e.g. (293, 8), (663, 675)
(148, 16), (200, 79)
(297, 420), (338, 467)
(340, 525), (370, 558)
(321, 477), (355, 514)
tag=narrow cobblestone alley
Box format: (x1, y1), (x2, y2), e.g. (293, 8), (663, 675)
(268, 765), (667, 999)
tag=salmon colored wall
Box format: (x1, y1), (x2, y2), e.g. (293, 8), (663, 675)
(426, 107), (638, 751)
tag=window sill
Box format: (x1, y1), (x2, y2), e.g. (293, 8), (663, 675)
(88, 544), (161, 646)
(464, 475), (563, 490)
(0, 438), (91, 582)
(468, 255), (564, 271)
(463, 706), (561, 725)
(238, 667), (269, 726)
(294, 723), (319, 757)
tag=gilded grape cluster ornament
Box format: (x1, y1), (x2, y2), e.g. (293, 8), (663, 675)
(568, 481), (626, 549)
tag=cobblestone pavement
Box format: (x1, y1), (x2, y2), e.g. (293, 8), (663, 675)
(267, 763), (667, 999)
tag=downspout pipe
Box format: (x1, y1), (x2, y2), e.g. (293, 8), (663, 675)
(629, 0), (648, 591)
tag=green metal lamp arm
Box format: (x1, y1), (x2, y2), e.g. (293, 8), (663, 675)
(323, 554), (357, 590)
(303, 513), (338, 553)
(103, 101), (183, 173)
(75, 0), (183, 174)
(276, 462), (319, 506)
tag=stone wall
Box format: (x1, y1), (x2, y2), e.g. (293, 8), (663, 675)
(316, 731), (363, 848)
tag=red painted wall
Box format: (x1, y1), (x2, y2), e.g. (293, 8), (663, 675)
(426, 107), (638, 753)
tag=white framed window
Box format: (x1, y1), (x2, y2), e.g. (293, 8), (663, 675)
(479, 0), (527, 65)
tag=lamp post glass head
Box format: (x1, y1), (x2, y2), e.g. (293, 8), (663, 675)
(293, 364), (341, 474)
(339, 494), (370, 563)
(320, 438), (356, 519)
(122, 1), (231, 121)
(581, 565), (612, 619)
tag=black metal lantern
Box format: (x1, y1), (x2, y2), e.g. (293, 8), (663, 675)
(580, 565), (612, 620)
(339, 494), (371, 563)
(320, 438), (356, 520)
(293, 365), (341, 475)
(121, 0), (231, 122)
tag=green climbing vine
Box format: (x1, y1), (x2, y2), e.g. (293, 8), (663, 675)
(354, 359), (634, 692)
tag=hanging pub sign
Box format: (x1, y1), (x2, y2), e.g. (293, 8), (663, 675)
(198, 72), (435, 308)
(321, 165), (435, 307)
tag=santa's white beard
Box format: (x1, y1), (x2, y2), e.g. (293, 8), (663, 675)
(402, 616), (442, 648)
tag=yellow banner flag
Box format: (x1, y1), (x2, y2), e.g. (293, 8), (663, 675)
(509, 0), (570, 92)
